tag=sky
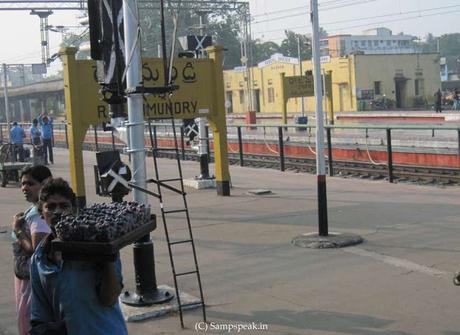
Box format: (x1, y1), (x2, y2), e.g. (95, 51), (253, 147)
(250, 0), (460, 42)
(0, 0), (459, 74)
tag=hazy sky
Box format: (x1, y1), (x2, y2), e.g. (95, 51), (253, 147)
(251, 0), (460, 42)
(0, 0), (458, 72)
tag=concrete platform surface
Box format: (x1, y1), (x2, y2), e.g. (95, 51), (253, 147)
(1, 148), (460, 335)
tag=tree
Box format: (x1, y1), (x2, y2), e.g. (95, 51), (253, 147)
(250, 40), (280, 64)
(414, 33), (460, 73)
(319, 26), (328, 38)
(279, 30), (311, 60)
(208, 15), (242, 69)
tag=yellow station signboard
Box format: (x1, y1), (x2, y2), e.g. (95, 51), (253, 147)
(74, 58), (217, 124)
(283, 74), (314, 99)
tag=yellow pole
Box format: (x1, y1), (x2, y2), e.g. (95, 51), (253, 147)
(280, 72), (287, 125)
(207, 45), (231, 196)
(326, 71), (334, 124)
(59, 47), (89, 208)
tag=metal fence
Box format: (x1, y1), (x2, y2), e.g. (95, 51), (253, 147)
(1, 122), (459, 184)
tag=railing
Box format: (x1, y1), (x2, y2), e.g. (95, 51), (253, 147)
(1, 122), (459, 184)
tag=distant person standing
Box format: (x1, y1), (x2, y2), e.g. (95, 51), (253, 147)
(434, 89), (443, 113)
(454, 88), (460, 111)
(10, 122), (26, 162)
(29, 119), (43, 166)
(38, 113), (53, 165)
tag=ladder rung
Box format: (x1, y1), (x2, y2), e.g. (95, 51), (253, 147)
(170, 239), (193, 246)
(163, 209), (187, 214)
(181, 301), (204, 309)
(147, 179), (185, 195)
(159, 178), (183, 183)
(176, 270), (198, 277)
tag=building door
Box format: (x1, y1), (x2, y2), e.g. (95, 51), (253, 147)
(254, 89), (261, 113)
(225, 91), (233, 114)
(394, 78), (408, 108)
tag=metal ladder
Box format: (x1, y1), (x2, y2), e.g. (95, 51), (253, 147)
(147, 118), (206, 328)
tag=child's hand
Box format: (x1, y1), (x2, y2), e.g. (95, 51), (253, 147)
(12, 213), (25, 230)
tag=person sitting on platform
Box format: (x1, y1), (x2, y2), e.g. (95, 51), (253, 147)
(29, 178), (128, 335)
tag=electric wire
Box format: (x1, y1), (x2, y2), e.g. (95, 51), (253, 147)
(262, 126), (280, 155)
(252, 3), (460, 38)
(254, 7), (460, 41)
(167, 0), (182, 85)
(364, 130), (386, 166)
(252, 0), (379, 25)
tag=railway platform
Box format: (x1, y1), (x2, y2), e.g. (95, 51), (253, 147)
(0, 148), (460, 334)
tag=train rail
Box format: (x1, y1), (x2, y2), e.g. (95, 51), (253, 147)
(132, 147), (460, 187)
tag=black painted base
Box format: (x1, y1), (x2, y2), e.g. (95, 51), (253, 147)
(317, 176), (328, 236)
(216, 181), (230, 196)
(120, 287), (175, 307)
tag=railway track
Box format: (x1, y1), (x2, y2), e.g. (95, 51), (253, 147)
(72, 141), (460, 187)
(148, 148), (460, 187)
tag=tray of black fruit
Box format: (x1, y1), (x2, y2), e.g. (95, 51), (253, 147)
(51, 202), (156, 261)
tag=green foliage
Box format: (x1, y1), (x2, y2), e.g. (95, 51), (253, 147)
(415, 33), (460, 73)
(279, 30), (311, 60)
(208, 16), (242, 69)
(418, 33), (460, 56)
(250, 40), (280, 65)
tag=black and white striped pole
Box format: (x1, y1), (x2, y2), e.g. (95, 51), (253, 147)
(310, 0), (328, 236)
(292, 0), (363, 249)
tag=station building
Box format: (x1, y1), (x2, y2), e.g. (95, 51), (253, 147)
(223, 52), (441, 115)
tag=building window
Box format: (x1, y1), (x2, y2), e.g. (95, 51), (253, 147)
(386, 40), (391, 46)
(374, 81), (381, 95)
(239, 90), (245, 104)
(374, 40), (379, 46)
(415, 79), (424, 96)
(368, 40), (372, 47)
(361, 40), (366, 47)
(267, 87), (275, 103)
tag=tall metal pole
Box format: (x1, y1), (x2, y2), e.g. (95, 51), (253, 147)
(241, 10), (253, 112)
(2, 64), (10, 127)
(311, 0), (328, 236)
(123, 0), (146, 206)
(195, 13), (210, 179)
(297, 36), (305, 117)
(120, 0), (172, 306)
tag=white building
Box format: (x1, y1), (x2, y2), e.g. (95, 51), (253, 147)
(321, 27), (417, 57)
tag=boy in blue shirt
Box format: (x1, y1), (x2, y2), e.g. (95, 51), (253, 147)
(30, 178), (128, 335)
